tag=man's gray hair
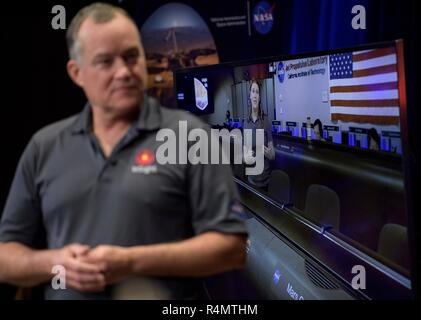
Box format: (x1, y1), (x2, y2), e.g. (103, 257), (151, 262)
(66, 2), (136, 63)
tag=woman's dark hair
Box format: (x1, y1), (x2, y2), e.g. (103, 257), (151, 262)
(248, 79), (265, 122)
(313, 119), (323, 132)
(368, 127), (380, 145)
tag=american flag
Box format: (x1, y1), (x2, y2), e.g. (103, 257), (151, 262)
(329, 47), (400, 125)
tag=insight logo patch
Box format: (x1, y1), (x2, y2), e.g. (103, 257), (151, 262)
(132, 149), (157, 174)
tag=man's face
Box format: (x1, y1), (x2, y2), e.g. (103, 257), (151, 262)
(72, 14), (147, 114)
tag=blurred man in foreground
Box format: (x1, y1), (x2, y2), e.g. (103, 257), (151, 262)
(0, 3), (247, 299)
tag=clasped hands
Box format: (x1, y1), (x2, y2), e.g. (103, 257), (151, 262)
(51, 243), (132, 292)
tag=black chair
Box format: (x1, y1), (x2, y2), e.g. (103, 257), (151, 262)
(268, 170), (291, 205)
(378, 223), (410, 269)
(304, 184), (340, 230)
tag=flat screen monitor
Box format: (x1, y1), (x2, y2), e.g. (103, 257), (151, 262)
(348, 127), (369, 149)
(285, 121), (299, 137)
(381, 131), (402, 154)
(174, 40), (414, 299)
(176, 72), (215, 116)
(272, 120), (282, 134)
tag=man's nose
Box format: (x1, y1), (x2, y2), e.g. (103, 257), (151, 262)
(114, 58), (131, 79)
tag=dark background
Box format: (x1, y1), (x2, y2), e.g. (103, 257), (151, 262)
(1, 0), (419, 298)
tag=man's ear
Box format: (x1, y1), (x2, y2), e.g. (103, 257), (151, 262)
(67, 60), (83, 87)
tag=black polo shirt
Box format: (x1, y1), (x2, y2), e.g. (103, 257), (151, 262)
(0, 96), (247, 299)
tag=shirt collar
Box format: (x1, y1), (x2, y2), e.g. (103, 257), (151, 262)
(71, 96), (162, 135)
(248, 116), (261, 124)
(135, 96), (162, 131)
(71, 102), (91, 134)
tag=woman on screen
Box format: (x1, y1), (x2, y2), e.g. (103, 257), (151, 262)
(368, 127), (380, 151)
(243, 79), (275, 191)
(313, 118), (325, 141)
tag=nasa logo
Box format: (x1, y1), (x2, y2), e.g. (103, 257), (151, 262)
(273, 269), (282, 285)
(252, 1), (275, 35)
(277, 62), (285, 83)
